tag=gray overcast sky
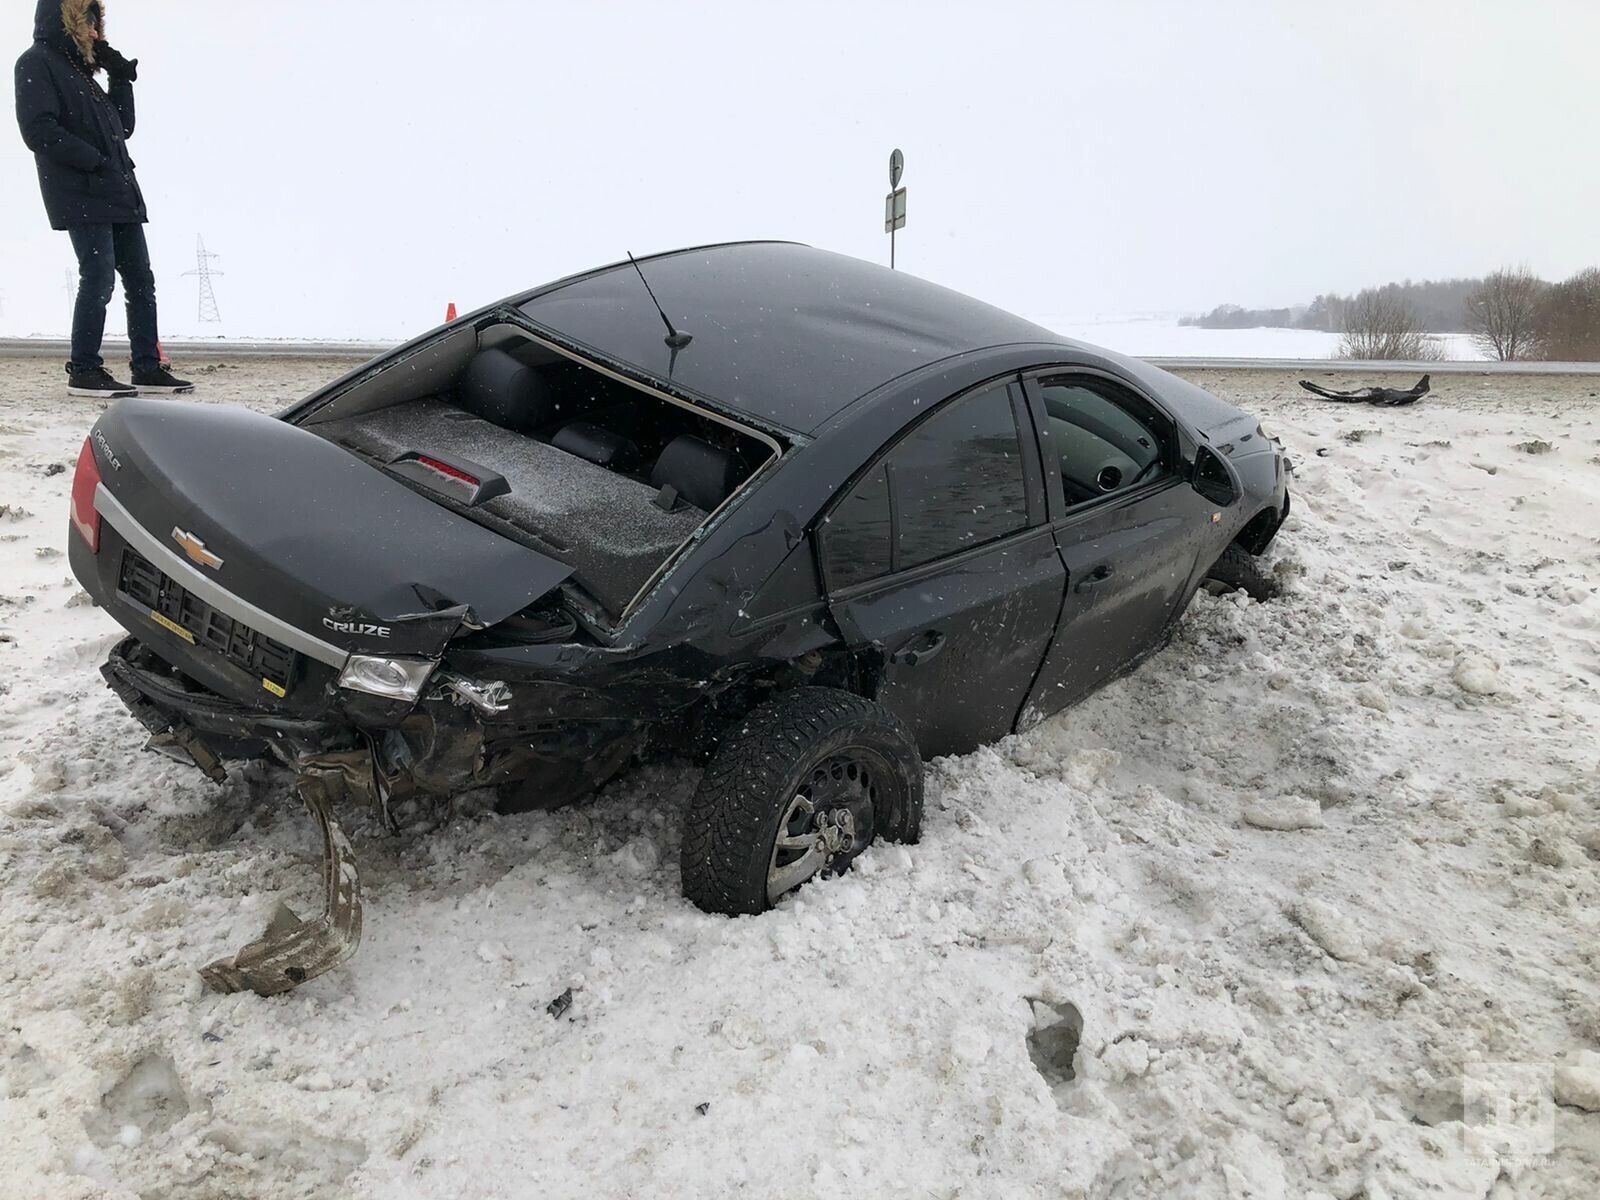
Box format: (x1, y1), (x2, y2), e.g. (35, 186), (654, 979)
(3, 0), (1596, 340)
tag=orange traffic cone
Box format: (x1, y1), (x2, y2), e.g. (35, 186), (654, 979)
(445, 302), (458, 323)
(158, 340), (171, 368)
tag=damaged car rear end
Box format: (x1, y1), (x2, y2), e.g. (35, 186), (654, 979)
(69, 309), (788, 991)
(72, 316), (786, 803)
(77, 401), (573, 777)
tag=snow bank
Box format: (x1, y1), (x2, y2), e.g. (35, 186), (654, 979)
(1, 357), (1598, 1198)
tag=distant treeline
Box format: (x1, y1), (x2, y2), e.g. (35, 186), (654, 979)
(1186, 267), (1600, 360)
(1182, 277), (1484, 333)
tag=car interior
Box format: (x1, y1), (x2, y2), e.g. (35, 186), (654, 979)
(299, 323), (778, 627)
(1038, 379), (1171, 506)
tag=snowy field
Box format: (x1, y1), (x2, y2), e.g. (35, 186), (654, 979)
(1036, 317), (1484, 363)
(2, 355), (1598, 1199)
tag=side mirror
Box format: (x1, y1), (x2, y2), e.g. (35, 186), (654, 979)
(1191, 446), (1238, 506)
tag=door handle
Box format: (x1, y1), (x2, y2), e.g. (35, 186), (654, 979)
(890, 629), (946, 667)
(1074, 564), (1115, 593)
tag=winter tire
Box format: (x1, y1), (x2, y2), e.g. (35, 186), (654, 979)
(1202, 542), (1278, 601)
(680, 687), (923, 916)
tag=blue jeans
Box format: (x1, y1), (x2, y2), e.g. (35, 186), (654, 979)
(68, 223), (160, 376)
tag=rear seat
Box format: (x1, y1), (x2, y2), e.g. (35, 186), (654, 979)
(314, 397), (705, 620)
(460, 348), (553, 430)
(553, 421), (640, 470)
(464, 351), (742, 512)
(650, 435), (740, 512)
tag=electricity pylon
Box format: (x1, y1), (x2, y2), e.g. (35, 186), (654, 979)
(182, 235), (224, 323)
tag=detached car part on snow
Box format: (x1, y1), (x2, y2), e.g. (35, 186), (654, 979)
(1299, 373), (1430, 407)
(66, 241), (1289, 993)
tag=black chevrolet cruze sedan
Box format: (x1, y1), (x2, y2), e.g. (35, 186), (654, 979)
(67, 241), (1288, 990)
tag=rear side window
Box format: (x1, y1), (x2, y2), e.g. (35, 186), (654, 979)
(821, 461), (891, 590)
(822, 383), (1028, 587)
(889, 383), (1027, 570)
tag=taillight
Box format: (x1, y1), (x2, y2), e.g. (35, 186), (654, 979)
(417, 455), (480, 487)
(70, 436), (102, 552)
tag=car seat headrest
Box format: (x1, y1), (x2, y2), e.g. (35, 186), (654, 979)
(552, 420), (640, 470)
(460, 348), (552, 431)
(650, 435), (740, 513)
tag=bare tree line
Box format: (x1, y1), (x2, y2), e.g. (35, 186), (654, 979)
(1347, 266), (1600, 361)
(1464, 268), (1544, 360)
(1337, 290), (1446, 361)
(1185, 279), (1480, 335)
(1189, 266), (1600, 361)
(1525, 267), (1600, 361)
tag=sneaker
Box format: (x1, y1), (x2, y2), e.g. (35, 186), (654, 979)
(131, 367), (196, 395)
(66, 366), (138, 399)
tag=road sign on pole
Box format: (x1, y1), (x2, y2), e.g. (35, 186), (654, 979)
(885, 149), (906, 269)
(884, 188), (907, 233)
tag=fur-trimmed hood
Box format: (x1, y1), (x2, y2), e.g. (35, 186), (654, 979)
(33, 0), (103, 69)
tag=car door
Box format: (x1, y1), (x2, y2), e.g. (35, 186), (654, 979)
(818, 379), (1066, 759)
(1020, 370), (1220, 719)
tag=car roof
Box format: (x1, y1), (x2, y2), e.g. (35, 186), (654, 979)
(514, 241), (1075, 434)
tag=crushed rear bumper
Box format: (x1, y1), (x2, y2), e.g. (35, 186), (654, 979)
(101, 636), (346, 773)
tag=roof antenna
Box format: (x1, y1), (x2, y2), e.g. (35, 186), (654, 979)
(626, 252), (693, 349)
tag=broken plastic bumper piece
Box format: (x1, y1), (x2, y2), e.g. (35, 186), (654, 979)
(199, 768), (363, 996)
(145, 723), (228, 783)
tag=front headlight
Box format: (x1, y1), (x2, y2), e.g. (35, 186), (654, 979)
(338, 654), (437, 701)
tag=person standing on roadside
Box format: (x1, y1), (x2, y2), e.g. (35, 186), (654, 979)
(15, 1), (192, 398)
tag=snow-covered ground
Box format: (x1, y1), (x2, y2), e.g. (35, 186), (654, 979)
(1036, 316), (1484, 363)
(2, 356), (1598, 1199)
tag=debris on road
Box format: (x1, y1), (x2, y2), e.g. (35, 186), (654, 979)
(1299, 373), (1430, 406)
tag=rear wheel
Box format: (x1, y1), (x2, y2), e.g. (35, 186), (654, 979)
(680, 687), (922, 915)
(1203, 542), (1278, 601)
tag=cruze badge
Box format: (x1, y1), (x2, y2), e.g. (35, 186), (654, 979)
(171, 527), (223, 569)
(323, 618), (392, 638)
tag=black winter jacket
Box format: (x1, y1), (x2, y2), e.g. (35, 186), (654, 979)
(14, 0), (147, 229)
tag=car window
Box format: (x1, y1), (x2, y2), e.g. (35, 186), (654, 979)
(890, 383), (1028, 570)
(822, 383), (1029, 588)
(1039, 379), (1169, 508)
(821, 460), (891, 590)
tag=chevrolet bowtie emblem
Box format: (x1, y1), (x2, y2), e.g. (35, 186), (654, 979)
(171, 527), (224, 570)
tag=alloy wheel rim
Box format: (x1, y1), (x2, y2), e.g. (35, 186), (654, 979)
(766, 753), (879, 904)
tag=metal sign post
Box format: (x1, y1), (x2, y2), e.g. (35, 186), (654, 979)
(885, 149), (906, 268)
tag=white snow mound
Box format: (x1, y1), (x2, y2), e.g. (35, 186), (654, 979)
(1554, 1053), (1600, 1112)
(1243, 794), (1325, 831)
(1452, 653), (1503, 695)
(1292, 898), (1368, 962)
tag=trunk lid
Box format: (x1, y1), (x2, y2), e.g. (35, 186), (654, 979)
(86, 399), (574, 662)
